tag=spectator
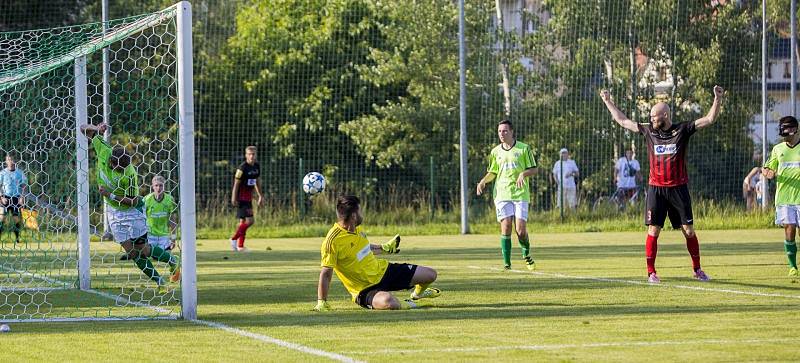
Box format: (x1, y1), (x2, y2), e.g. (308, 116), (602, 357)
(615, 149), (641, 205)
(552, 148), (579, 210)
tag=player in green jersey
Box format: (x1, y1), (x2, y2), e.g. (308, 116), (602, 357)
(81, 123), (180, 287)
(144, 175), (177, 251)
(763, 116), (800, 278)
(476, 120), (538, 270)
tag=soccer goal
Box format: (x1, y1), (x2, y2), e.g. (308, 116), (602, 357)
(0, 2), (196, 322)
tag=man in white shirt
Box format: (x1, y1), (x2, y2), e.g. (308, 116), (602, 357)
(552, 148), (579, 210)
(614, 149), (641, 204)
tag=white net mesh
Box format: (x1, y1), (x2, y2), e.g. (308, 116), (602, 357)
(0, 6), (185, 321)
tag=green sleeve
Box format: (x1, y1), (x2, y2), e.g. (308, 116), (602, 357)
(487, 150), (499, 174)
(524, 146), (536, 169)
(91, 135), (111, 161)
(765, 146), (779, 170)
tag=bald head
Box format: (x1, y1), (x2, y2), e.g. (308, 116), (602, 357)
(649, 102), (672, 130)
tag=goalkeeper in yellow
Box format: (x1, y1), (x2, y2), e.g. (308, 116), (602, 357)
(314, 195), (440, 311)
(476, 120), (538, 270)
(763, 116), (800, 278)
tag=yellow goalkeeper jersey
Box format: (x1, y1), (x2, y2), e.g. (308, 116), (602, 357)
(321, 223), (388, 301)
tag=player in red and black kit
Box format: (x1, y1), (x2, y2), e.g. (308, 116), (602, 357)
(601, 86), (724, 283)
(230, 146), (263, 252)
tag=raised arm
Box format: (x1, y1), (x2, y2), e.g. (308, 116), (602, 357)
(694, 86), (724, 129)
(600, 90), (639, 133)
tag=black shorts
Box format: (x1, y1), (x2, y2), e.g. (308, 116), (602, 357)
(1, 196), (21, 216)
(236, 201), (253, 219)
(355, 263), (418, 309)
(645, 184), (693, 229)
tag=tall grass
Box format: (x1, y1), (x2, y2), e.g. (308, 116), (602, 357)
(196, 193), (775, 239)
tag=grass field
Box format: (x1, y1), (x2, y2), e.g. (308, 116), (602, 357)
(2, 229), (799, 362)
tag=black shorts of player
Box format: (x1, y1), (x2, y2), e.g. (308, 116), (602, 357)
(645, 184), (694, 229)
(1, 196), (21, 216)
(236, 201), (253, 219)
(355, 263), (418, 309)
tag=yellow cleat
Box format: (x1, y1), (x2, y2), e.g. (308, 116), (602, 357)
(790, 267), (798, 278)
(524, 256), (536, 271)
(410, 287), (441, 300)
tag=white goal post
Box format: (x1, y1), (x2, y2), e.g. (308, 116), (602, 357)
(0, 1), (196, 322)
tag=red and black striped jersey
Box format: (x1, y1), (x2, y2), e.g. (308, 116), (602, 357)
(234, 161), (260, 201)
(638, 121), (696, 187)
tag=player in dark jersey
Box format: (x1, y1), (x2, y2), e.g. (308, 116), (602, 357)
(600, 86), (723, 283)
(230, 146), (263, 252)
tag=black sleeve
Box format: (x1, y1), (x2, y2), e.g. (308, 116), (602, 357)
(636, 123), (646, 135)
(683, 121), (697, 136)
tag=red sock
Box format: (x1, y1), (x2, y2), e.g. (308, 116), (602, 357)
(231, 222), (248, 241)
(646, 234), (658, 275)
(238, 223), (250, 248)
(686, 235), (701, 271)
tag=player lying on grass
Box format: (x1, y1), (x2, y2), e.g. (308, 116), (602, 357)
(314, 195), (440, 311)
(81, 123), (180, 288)
(762, 116), (800, 278)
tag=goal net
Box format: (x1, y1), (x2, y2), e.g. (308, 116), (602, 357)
(0, 2), (196, 322)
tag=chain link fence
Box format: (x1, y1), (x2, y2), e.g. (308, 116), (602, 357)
(1, 0), (795, 226)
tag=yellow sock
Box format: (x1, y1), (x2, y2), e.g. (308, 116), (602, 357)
(414, 283), (431, 295)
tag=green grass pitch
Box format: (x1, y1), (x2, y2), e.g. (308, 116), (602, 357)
(1, 229), (798, 362)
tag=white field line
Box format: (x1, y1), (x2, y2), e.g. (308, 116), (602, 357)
(192, 319), (364, 363)
(0, 286), (68, 293)
(345, 338), (796, 354)
(2, 316), (178, 323)
(468, 266), (800, 300)
(2, 267), (362, 362)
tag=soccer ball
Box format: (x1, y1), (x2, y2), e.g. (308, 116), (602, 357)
(0, 324), (10, 333)
(302, 172), (326, 195)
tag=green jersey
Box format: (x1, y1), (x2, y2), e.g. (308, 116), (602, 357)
(765, 142), (800, 206)
(487, 141), (537, 202)
(92, 136), (139, 210)
(144, 193), (175, 237)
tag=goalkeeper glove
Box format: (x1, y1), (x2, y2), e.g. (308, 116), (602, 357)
(313, 299), (331, 312)
(381, 234), (401, 254)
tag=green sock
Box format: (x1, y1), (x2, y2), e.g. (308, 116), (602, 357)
(500, 235), (512, 267)
(518, 234), (530, 258)
(134, 257), (162, 283)
(785, 240), (798, 269)
(150, 245), (176, 266)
